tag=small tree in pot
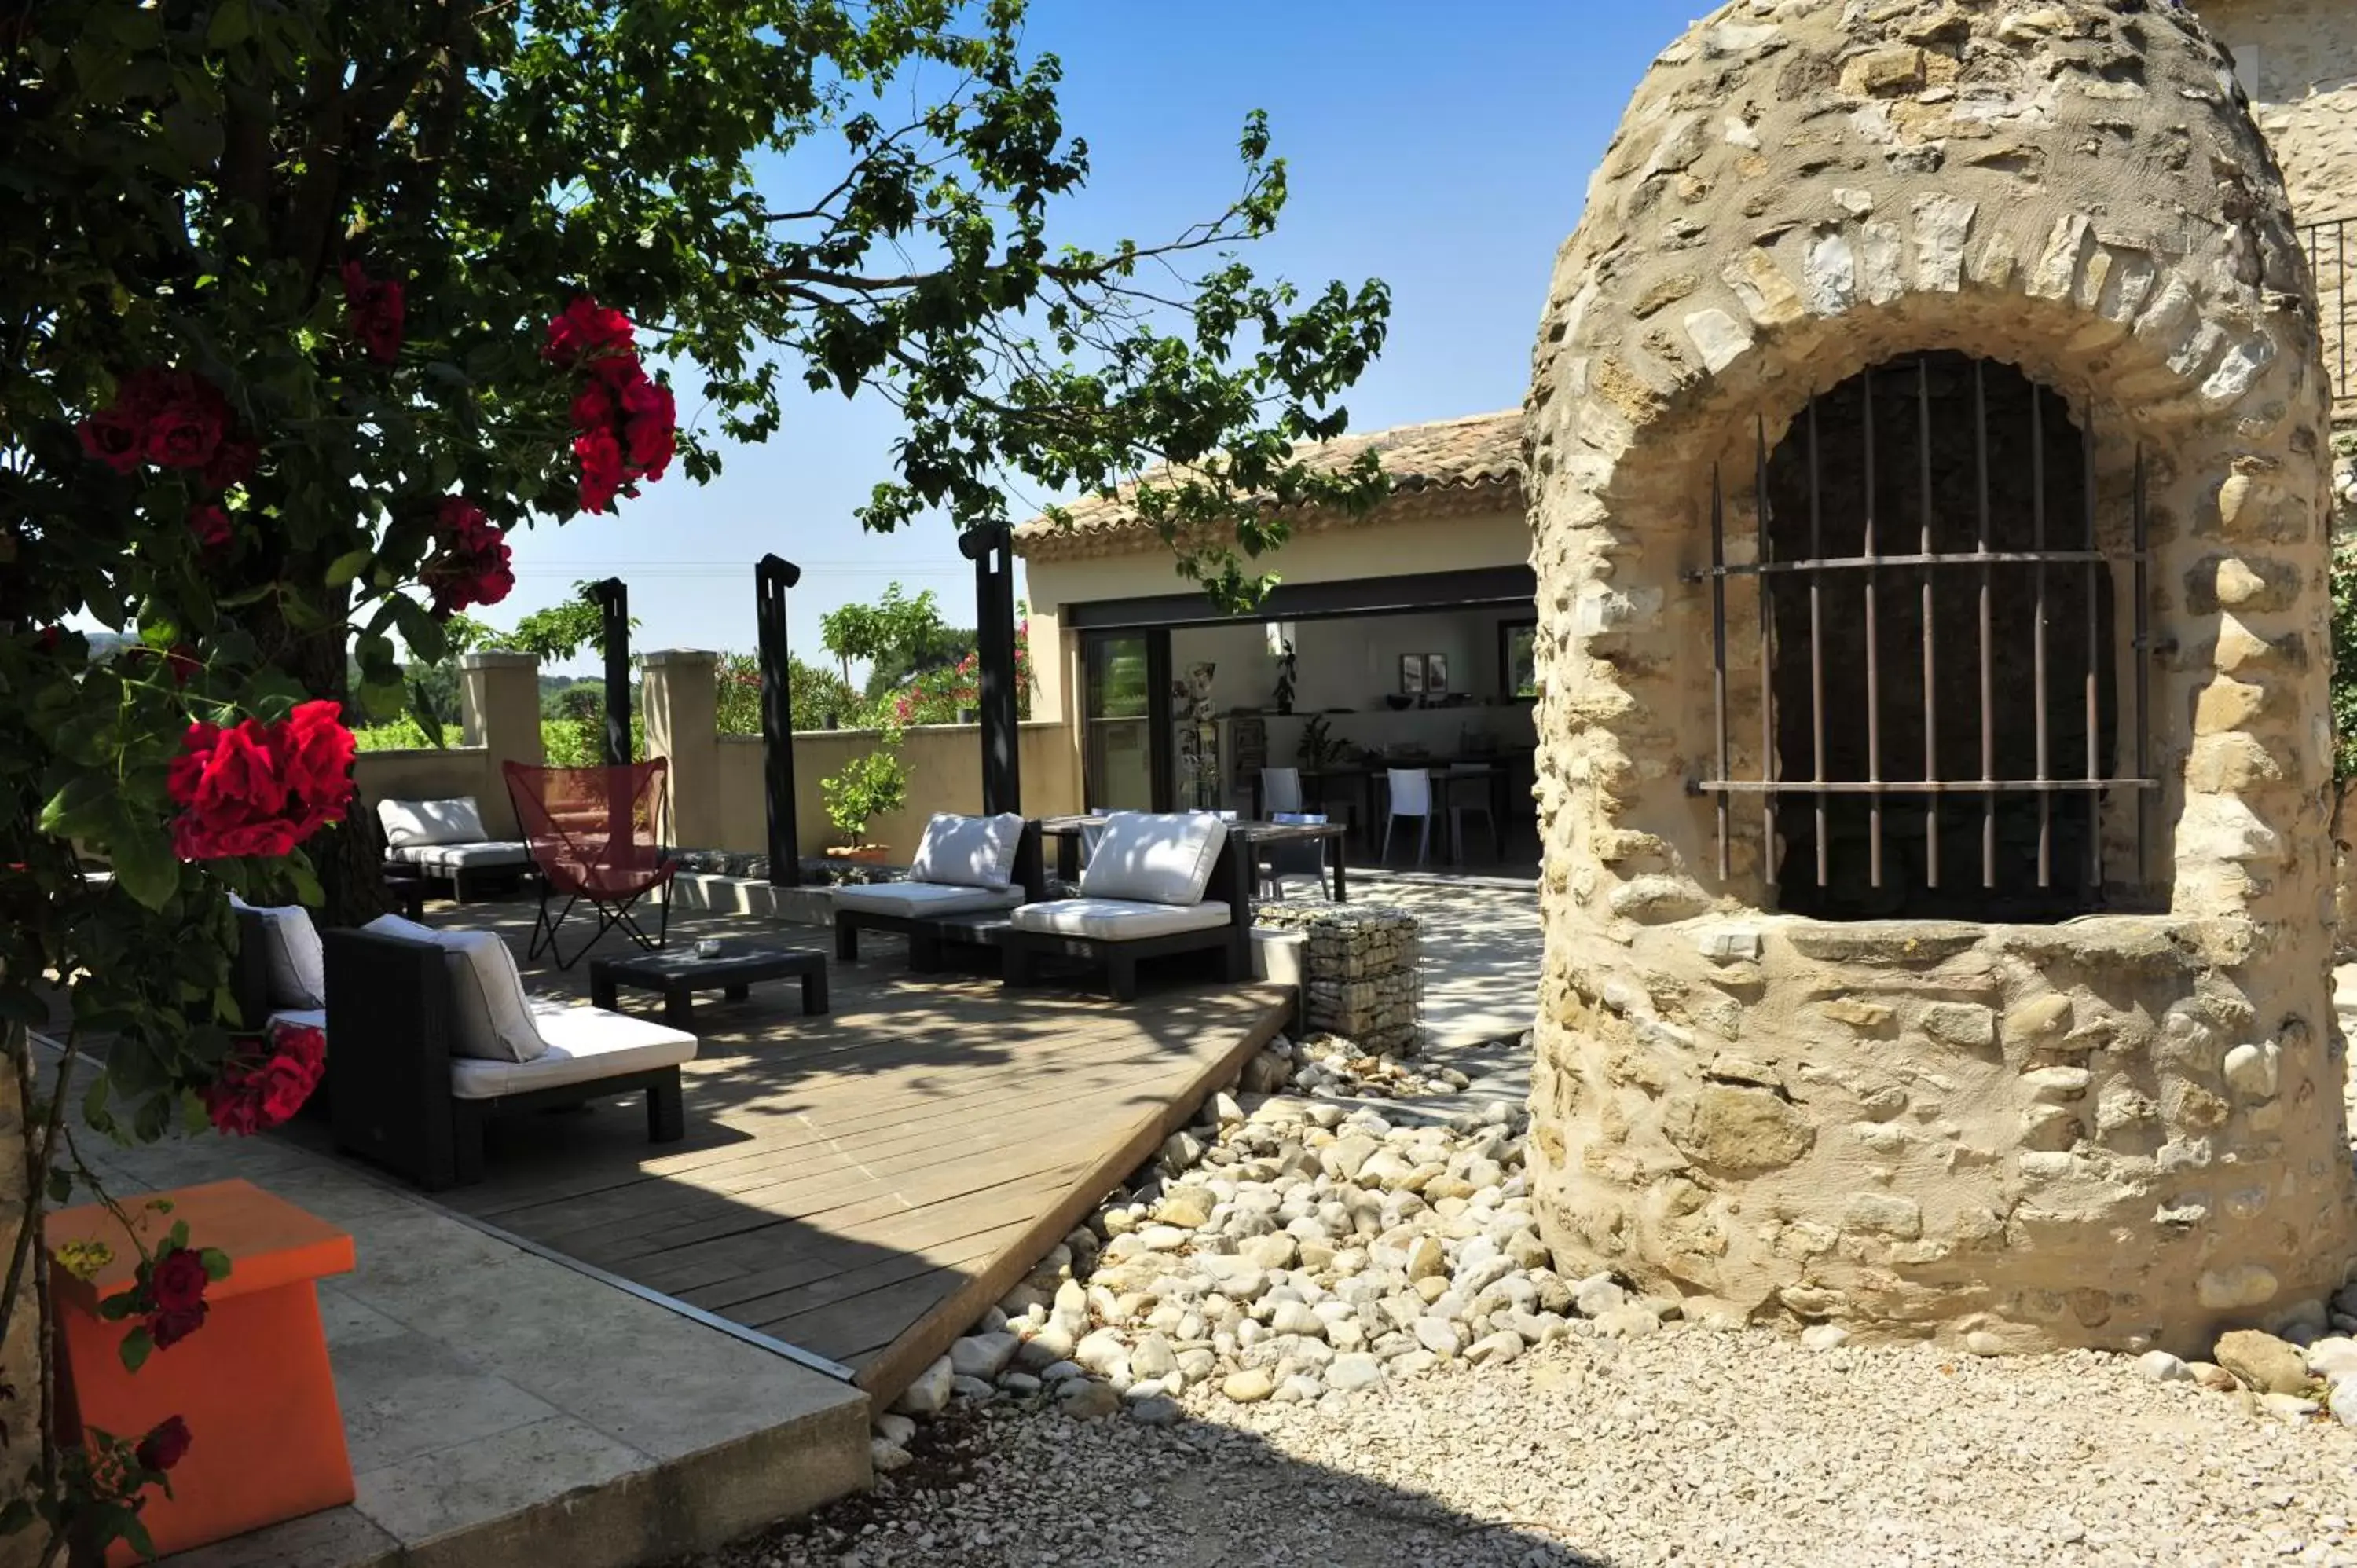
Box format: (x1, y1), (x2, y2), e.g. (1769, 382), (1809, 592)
(821, 728), (909, 863)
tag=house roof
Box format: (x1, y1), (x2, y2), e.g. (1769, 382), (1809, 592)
(1011, 409), (1526, 562)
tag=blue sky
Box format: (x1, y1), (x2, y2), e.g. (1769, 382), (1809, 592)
(508, 0), (1706, 672)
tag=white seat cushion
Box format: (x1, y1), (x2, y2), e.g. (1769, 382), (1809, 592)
(834, 882), (1025, 918)
(388, 841), (533, 870)
(230, 895), (326, 1009)
(907, 813), (1025, 890)
(361, 914), (548, 1064)
(1010, 898), (1232, 941)
(1077, 813), (1227, 907)
(378, 797), (490, 849)
(449, 1001), (697, 1100)
(265, 1007), (327, 1035)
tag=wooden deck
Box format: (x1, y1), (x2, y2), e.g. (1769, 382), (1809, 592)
(407, 904), (1292, 1403)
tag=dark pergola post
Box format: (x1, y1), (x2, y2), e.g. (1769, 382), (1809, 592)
(756, 554), (803, 887)
(961, 522), (1021, 815)
(588, 577), (632, 766)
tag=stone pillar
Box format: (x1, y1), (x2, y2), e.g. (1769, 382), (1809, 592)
(459, 651), (542, 836)
(642, 649), (720, 851)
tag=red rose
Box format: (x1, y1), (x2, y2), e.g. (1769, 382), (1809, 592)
(141, 372), (233, 470)
(148, 1302), (207, 1349)
(204, 1022), (323, 1134)
(35, 626), (60, 654)
(420, 498), (515, 616)
(187, 504), (233, 553)
(621, 378), (676, 478)
(135, 1416), (192, 1475)
(77, 406), (147, 473)
(570, 380), (615, 432)
(544, 297), (635, 366)
(203, 436), (259, 490)
(340, 261), (406, 365)
(148, 1247), (208, 1315)
(167, 705), (350, 861)
(272, 699), (356, 826)
(574, 428), (625, 512)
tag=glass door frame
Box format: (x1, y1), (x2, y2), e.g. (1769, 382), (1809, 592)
(1080, 628), (1175, 812)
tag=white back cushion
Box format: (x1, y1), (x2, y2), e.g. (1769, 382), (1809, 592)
(1077, 812), (1227, 907)
(907, 812), (1024, 890)
(377, 797), (489, 849)
(361, 914), (548, 1063)
(229, 894), (325, 1010)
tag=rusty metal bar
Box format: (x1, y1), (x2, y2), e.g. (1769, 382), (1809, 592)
(1702, 778), (2155, 795)
(1684, 548), (2124, 579)
(1975, 361), (1995, 888)
(1711, 463), (1729, 881)
(2082, 402), (2102, 896)
(1864, 368), (1882, 888)
(2133, 445), (2150, 883)
(1758, 415), (1777, 888)
(1919, 357), (1938, 889)
(1808, 399), (1827, 888)
(2033, 383), (2052, 888)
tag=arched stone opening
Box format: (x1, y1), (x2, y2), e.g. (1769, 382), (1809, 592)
(1523, 0), (2354, 1354)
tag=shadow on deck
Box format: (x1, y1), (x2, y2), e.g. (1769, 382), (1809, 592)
(365, 903), (1295, 1406)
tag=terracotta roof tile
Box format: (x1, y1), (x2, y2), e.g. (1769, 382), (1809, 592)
(1013, 409), (1524, 557)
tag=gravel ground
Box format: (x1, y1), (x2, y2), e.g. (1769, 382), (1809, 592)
(704, 1327), (2357, 1568)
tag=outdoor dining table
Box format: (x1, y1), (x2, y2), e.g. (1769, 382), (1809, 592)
(1034, 815), (1350, 903)
(1253, 750), (1533, 863)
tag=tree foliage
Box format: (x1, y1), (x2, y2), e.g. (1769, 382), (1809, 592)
(3, 2), (1384, 1548)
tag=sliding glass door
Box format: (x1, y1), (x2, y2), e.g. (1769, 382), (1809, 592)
(1083, 631), (1168, 811)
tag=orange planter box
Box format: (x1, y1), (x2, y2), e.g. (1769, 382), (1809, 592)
(46, 1179), (357, 1565)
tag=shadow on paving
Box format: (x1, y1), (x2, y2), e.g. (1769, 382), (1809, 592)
(676, 1402), (1604, 1568)
(285, 898), (1290, 1394)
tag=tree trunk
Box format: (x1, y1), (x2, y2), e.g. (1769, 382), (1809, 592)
(288, 614), (389, 932)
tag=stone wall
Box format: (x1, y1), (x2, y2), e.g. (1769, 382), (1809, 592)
(1523, 0), (2355, 1354)
(1253, 904), (1421, 1054)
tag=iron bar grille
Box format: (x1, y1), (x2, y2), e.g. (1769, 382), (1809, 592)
(1688, 354), (2157, 921)
(2302, 217), (2352, 408)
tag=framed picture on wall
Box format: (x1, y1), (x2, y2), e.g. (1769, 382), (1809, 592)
(1424, 653), (1449, 694)
(1398, 654), (1424, 695)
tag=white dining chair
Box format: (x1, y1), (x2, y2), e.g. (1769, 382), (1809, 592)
(1262, 766), (1305, 815)
(1380, 768), (1434, 867)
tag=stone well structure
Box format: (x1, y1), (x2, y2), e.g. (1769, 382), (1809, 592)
(1524, 0), (2356, 1354)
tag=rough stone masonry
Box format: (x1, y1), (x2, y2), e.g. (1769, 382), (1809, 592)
(1522, 0), (2355, 1356)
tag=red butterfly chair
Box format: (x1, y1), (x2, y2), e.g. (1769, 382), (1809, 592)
(503, 760), (677, 969)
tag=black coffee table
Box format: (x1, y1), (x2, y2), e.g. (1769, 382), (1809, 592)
(588, 942), (829, 1028)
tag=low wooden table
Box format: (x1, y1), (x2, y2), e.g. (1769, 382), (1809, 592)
(589, 942), (829, 1027)
(47, 1179), (357, 1566)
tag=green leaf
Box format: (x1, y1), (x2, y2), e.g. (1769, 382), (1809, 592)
(198, 1248), (233, 1282)
(108, 814), (180, 913)
(207, 0), (253, 48)
(118, 1328), (153, 1374)
(286, 855), (323, 909)
(119, 1508), (156, 1560)
(165, 1221), (189, 1252)
(97, 1295), (134, 1322)
(80, 1068), (112, 1130)
(46, 1167), (71, 1205)
(325, 549), (376, 589)
(0, 1497), (35, 1535)
(38, 775), (115, 840)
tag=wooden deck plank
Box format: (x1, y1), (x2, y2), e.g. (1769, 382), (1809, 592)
(368, 906), (1292, 1402)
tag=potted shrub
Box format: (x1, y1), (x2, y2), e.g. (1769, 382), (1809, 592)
(821, 729), (907, 863)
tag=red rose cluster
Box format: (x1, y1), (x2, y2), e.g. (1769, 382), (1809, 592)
(142, 1245), (211, 1350)
(204, 1019), (325, 1137)
(166, 699), (355, 861)
(77, 368), (257, 489)
(420, 496), (515, 617)
(136, 1416), (192, 1475)
(544, 297), (676, 512)
(339, 260), (405, 365)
